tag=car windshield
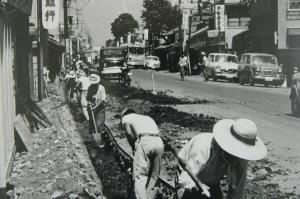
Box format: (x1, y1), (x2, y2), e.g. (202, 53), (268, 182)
(252, 55), (277, 65)
(214, 55), (237, 63)
(102, 49), (124, 57)
(148, 57), (158, 61)
(129, 47), (144, 55)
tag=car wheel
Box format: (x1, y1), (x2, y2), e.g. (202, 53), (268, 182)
(291, 96), (300, 116)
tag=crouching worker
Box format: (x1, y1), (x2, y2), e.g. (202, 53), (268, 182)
(120, 109), (164, 199)
(77, 69), (91, 121)
(87, 74), (106, 148)
(177, 119), (267, 199)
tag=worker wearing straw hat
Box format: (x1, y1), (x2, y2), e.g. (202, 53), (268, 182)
(176, 118), (267, 199)
(86, 74), (106, 148)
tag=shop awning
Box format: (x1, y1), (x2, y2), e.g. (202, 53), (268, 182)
(48, 38), (65, 52)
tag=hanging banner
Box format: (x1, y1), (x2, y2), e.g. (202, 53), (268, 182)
(42, 0), (59, 29)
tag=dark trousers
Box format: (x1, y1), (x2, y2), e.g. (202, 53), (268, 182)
(181, 184), (223, 199)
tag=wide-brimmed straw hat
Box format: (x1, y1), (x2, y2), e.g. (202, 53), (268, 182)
(213, 119), (267, 161)
(76, 69), (85, 77)
(89, 74), (100, 84)
(69, 70), (76, 78)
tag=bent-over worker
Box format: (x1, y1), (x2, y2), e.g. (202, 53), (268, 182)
(120, 109), (164, 199)
(177, 118), (267, 199)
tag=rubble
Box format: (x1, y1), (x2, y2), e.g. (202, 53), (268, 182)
(100, 82), (300, 199)
(10, 82), (104, 199)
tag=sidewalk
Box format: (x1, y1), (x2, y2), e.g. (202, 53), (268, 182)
(10, 81), (105, 199)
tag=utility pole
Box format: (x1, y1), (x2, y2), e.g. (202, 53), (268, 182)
(178, 0), (183, 55)
(37, 0), (45, 100)
(63, 0), (69, 68)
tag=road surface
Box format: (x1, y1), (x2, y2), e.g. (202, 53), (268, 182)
(131, 69), (300, 193)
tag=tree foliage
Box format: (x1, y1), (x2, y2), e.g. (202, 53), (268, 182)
(111, 13), (139, 40)
(141, 0), (182, 36)
(105, 39), (117, 47)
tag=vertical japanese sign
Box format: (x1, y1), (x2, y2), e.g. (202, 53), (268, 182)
(42, 0), (59, 29)
(215, 5), (225, 32)
(182, 13), (189, 30)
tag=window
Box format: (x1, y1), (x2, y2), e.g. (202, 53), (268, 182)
(288, 0), (300, 11)
(287, 28), (300, 48)
(227, 17), (250, 27)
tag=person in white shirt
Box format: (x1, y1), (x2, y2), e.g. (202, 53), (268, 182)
(86, 74), (106, 148)
(120, 109), (164, 199)
(77, 69), (91, 120)
(176, 119), (267, 199)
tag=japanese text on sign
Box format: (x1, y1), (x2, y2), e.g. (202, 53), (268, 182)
(42, 0), (59, 29)
(215, 5), (225, 32)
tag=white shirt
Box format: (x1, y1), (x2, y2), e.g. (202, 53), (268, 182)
(94, 85), (106, 102)
(122, 113), (159, 136)
(178, 133), (248, 199)
(77, 76), (90, 91)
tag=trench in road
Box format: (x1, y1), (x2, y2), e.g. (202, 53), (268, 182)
(132, 69), (300, 194)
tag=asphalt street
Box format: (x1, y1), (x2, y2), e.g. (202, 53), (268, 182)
(131, 69), (300, 193)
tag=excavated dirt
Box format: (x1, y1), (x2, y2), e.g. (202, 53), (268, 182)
(70, 81), (300, 199)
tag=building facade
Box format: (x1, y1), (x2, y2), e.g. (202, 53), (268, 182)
(0, 1), (33, 197)
(250, 0), (300, 86)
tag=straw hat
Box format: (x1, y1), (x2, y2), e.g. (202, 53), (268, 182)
(89, 74), (100, 84)
(213, 119), (267, 161)
(76, 69), (85, 77)
(69, 70), (76, 78)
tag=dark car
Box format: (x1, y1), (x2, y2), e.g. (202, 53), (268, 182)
(238, 53), (284, 87)
(290, 72), (300, 116)
(99, 46), (128, 79)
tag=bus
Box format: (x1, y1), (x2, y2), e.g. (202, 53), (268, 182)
(127, 44), (146, 68)
(99, 46), (128, 79)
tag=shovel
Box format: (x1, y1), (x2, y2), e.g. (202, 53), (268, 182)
(89, 103), (105, 148)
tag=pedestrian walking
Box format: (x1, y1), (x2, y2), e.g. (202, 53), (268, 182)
(178, 54), (189, 81)
(176, 118), (267, 199)
(76, 69), (91, 121)
(120, 109), (164, 199)
(86, 74), (106, 148)
(200, 51), (208, 80)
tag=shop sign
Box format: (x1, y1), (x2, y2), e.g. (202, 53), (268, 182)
(42, 0), (59, 29)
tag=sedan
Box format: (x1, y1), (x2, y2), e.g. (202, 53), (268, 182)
(144, 56), (160, 70)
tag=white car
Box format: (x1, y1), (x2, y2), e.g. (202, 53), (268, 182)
(144, 56), (160, 70)
(205, 53), (239, 82)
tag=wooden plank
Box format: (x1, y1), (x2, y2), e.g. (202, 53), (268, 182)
(14, 114), (33, 151)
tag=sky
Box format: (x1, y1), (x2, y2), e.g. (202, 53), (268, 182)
(82, 0), (143, 47)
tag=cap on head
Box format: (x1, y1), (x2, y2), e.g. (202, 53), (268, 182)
(120, 108), (135, 118)
(201, 51), (206, 56)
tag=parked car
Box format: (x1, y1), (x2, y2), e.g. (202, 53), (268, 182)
(144, 56), (160, 70)
(290, 72), (300, 116)
(205, 53), (239, 82)
(238, 53), (284, 87)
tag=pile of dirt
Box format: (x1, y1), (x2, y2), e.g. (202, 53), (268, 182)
(103, 82), (300, 199)
(104, 82), (212, 105)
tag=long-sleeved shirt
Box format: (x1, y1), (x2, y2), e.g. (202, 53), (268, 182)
(177, 133), (248, 199)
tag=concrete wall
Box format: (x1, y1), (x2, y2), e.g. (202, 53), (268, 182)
(277, 0), (300, 49)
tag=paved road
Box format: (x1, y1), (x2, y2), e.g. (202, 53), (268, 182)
(131, 69), (300, 193)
